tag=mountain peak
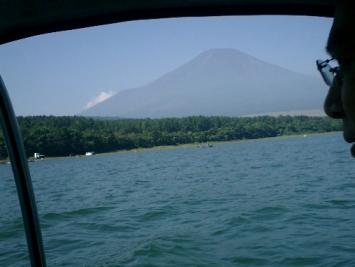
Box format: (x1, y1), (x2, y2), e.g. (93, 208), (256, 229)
(186, 48), (274, 75)
(200, 47), (244, 55)
(200, 48), (263, 61)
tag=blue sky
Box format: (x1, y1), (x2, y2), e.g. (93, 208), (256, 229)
(0, 15), (332, 116)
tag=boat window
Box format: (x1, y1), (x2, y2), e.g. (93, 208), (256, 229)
(2, 15), (355, 266)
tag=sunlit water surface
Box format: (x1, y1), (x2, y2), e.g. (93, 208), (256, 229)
(1, 133), (355, 266)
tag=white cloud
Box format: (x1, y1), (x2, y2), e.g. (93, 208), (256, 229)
(84, 91), (115, 110)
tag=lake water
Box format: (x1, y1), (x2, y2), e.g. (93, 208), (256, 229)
(1, 133), (355, 266)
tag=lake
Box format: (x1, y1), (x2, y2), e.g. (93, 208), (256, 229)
(1, 133), (355, 266)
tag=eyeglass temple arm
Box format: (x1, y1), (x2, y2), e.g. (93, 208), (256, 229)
(0, 76), (46, 267)
(316, 58), (334, 70)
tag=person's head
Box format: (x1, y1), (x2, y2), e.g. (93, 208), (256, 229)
(324, 0), (355, 154)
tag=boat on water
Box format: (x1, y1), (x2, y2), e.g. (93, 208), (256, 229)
(198, 143), (214, 148)
(85, 151), (95, 156)
(34, 153), (45, 160)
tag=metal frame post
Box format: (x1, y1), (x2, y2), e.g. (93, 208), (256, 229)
(0, 76), (46, 267)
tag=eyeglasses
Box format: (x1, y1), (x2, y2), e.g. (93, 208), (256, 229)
(316, 58), (339, 86)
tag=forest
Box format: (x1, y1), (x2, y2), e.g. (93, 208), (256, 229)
(0, 115), (341, 159)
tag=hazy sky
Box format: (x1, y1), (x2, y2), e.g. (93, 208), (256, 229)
(0, 15), (332, 116)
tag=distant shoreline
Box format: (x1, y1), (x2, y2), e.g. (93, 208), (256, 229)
(100, 131), (338, 154)
(0, 131), (340, 165)
(2, 115), (339, 163)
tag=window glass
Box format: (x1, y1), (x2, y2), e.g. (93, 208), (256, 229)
(2, 16), (355, 266)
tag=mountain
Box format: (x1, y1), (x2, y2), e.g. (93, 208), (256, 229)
(82, 48), (326, 118)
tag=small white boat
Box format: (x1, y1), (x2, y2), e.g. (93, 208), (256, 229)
(34, 153), (45, 159)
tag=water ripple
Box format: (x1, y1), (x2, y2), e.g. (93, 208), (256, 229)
(1, 133), (355, 266)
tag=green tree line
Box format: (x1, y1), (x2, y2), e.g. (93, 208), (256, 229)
(0, 115), (342, 159)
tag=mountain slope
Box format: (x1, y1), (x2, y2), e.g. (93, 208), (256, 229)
(82, 48), (326, 118)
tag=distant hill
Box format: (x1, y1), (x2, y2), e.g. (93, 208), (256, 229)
(82, 48), (326, 118)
